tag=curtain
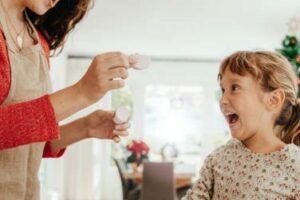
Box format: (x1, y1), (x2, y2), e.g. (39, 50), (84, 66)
(40, 56), (122, 200)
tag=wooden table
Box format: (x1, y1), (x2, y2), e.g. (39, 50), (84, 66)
(123, 171), (193, 189)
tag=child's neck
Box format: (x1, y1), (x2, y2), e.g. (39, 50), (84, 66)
(242, 129), (286, 154)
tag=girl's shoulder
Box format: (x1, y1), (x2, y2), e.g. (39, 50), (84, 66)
(286, 144), (300, 165)
(205, 139), (238, 164)
(282, 144), (300, 182)
(211, 139), (238, 155)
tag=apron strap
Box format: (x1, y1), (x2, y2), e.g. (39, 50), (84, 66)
(0, 5), (17, 53)
(24, 12), (40, 44)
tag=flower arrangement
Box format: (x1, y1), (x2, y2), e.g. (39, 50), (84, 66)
(126, 140), (149, 166)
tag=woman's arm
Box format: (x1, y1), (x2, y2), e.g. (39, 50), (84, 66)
(48, 110), (130, 153)
(0, 52), (133, 151)
(50, 52), (130, 121)
(47, 116), (87, 154)
(49, 84), (90, 122)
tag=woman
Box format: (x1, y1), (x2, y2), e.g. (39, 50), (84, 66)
(0, 0), (134, 199)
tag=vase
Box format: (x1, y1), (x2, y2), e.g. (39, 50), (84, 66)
(131, 163), (139, 173)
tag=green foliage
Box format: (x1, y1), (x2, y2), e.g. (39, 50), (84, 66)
(278, 35), (300, 75)
(277, 35), (300, 97)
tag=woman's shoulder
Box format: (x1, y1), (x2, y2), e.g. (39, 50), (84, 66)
(0, 28), (10, 105)
(0, 28), (9, 64)
(0, 28), (7, 54)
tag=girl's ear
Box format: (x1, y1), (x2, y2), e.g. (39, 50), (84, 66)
(266, 89), (285, 111)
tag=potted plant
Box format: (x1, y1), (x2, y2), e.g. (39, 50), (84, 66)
(126, 140), (149, 172)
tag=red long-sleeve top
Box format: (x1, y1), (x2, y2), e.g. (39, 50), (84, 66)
(0, 30), (64, 158)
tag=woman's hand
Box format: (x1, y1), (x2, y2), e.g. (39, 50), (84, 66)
(49, 109), (130, 153)
(50, 51), (137, 122)
(74, 52), (131, 104)
(84, 110), (130, 141)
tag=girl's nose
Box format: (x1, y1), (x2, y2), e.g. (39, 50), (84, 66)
(220, 93), (229, 106)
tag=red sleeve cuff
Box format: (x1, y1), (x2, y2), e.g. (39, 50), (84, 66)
(43, 95), (60, 140)
(43, 141), (66, 158)
(43, 95), (66, 158)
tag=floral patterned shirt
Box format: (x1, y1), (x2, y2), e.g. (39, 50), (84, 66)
(183, 139), (300, 200)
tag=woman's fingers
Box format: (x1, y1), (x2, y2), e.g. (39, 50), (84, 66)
(112, 124), (129, 143)
(112, 122), (130, 142)
(113, 136), (121, 143)
(114, 122), (130, 131)
(76, 52), (130, 103)
(109, 79), (125, 90)
(96, 52), (130, 69)
(113, 130), (129, 137)
(106, 67), (129, 80)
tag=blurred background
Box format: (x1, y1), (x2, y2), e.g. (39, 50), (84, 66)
(40, 0), (300, 199)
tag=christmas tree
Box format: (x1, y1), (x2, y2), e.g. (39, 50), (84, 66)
(277, 17), (300, 97)
(278, 35), (300, 78)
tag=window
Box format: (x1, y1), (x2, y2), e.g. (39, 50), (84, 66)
(112, 58), (230, 165)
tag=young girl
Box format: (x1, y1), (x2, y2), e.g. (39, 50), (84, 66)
(0, 0), (135, 199)
(183, 51), (300, 199)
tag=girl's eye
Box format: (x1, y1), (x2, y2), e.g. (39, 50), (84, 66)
(231, 84), (240, 92)
(221, 87), (225, 94)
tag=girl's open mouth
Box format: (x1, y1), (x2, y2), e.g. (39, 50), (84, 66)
(226, 113), (239, 126)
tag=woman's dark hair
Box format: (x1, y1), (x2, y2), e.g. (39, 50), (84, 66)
(25, 0), (93, 53)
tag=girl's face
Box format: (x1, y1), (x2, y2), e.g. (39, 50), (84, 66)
(24, 0), (60, 15)
(219, 68), (271, 141)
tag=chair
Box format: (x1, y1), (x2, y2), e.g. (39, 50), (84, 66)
(113, 158), (141, 200)
(177, 185), (191, 199)
(141, 162), (176, 200)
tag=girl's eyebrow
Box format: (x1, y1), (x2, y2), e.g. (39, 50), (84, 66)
(228, 78), (242, 83)
(220, 78), (241, 87)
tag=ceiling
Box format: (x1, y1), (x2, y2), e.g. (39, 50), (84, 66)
(66, 0), (300, 60)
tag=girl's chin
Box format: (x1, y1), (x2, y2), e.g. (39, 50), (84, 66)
(230, 130), (244, 140)
(229, 121), (244, 139)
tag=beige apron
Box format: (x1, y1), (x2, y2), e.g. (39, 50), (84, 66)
(0, 9), (52, 200)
